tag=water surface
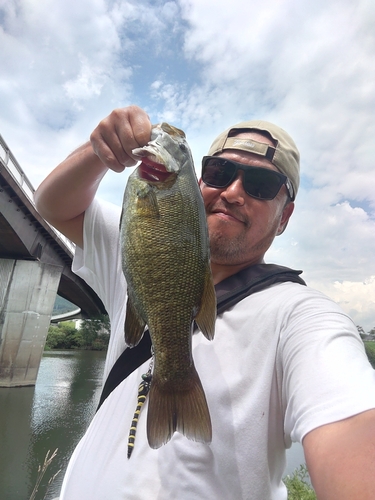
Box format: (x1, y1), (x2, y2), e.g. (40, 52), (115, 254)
(0, 350), (105, 500)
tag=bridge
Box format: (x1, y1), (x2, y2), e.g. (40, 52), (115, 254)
(0, 133), (106, 387)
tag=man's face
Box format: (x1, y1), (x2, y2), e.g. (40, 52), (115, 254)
(199, 131), (294, 269)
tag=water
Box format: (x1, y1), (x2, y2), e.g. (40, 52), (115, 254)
(0, 350), (106, 500)
(0, 350), (305, 500)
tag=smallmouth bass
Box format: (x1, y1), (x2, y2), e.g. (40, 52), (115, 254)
(120, 123), (216, 450)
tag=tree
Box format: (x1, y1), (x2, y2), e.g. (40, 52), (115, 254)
(78, 314), (110, 350)
(364, 342), (375, 368)
(45, 322), (79, 349)
(357, 325), (366, 339)
(45, 316), (110, 350)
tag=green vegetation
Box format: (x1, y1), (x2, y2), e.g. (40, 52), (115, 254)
(53, 295), (78, 315)
(45, 321), (79, 349)
(45, 314), (110, 351)
(284, 464), (316, 499)
(79, 314), (111, 350)
(357, 325), (375, 368)
(364, 341), (375, 368)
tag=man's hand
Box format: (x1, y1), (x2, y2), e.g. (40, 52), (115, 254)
(90, 105), (152, 172)
(303, 408), (375, 499)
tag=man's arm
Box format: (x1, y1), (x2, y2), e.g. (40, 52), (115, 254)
(34, 105), (151, 247)
(303, 408), (375, 499)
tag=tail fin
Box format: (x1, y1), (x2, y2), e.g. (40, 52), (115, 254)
(146, 367), (212, 449)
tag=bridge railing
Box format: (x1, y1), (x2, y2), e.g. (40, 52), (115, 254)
(0, 134), (35, 203)
(0, 133), (76, 255)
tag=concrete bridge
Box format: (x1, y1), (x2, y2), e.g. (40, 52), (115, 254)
(0, 133), (106, 387)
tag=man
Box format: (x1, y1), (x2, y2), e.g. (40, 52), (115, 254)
(35, 105), (375, 499)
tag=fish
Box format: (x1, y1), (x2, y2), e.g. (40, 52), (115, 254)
(120, 122), (216, 450)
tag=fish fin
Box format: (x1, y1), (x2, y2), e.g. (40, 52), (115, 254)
(136, 186), (160, 219)
(195, 268), (216, 340)
(160, 122), (186, 138)
(124, 296), (146, 347)
(146, 368), (212, 449)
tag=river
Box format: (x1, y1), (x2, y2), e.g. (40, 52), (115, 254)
(0, 350), (305, 500)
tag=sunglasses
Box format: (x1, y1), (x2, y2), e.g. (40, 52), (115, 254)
(201, 156), (294, 201)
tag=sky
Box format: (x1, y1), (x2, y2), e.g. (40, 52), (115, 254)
(1, 0), (374, 332)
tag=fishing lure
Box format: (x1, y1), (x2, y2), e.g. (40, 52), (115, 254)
(127, 357), (153, 459)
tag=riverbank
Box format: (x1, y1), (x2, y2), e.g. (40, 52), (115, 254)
(45, 316), (110, 351)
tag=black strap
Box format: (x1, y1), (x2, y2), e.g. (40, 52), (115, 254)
(97, 263), (305, 410)
(215, 263), (305, 313)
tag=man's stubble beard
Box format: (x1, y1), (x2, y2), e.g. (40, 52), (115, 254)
(208, 221), (279, 267)
(208, 228), (256, 266)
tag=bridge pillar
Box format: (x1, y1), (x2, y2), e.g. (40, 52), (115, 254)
(0, 259), (62, 387)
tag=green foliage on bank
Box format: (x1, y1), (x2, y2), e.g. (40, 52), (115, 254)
(284, 464), (316, 499)
(45, 315), (110, 351)
(364, 341), (375, 368)
(79, 314), (111, 350)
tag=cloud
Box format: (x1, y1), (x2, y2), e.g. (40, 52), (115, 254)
(0, 0), (124, 120)
(266, 190), (375, 331)
(0, 0), (134, 182)
(313, 276), (375, 333)
(0, 0), (192, 178)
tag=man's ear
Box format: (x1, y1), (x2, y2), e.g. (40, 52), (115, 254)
(277, 202), (294, 235)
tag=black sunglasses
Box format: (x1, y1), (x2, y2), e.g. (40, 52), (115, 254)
(201, 156), (294, 201)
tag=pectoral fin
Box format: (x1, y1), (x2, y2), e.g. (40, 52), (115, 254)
(124, 296), (146, 347)
(136, 185), (160, 219)
(195, 268), (216, 341)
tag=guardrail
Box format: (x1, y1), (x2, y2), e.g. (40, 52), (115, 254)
(0, 133), (76, 255)
(0, 134), (35, 203)
(50, 307), (82, 323)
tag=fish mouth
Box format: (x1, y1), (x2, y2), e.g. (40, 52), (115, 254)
(138, 157), (173, 183)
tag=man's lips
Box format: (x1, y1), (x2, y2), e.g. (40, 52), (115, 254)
(211, 208), (246, 224)
(138, 157), (172, 182)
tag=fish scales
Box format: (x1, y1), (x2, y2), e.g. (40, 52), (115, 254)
(120, 123), (216, 450)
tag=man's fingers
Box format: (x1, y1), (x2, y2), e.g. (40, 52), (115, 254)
(123, 105), (152, 150)
(90, 106), (152, 171)
(91, 128), (134, 172)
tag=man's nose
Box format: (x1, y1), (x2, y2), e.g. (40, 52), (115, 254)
(219, 171), (246, 205)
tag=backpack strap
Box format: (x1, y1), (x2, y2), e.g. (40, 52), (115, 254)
(97, 264), (305, 410)
(215, 263), (305, 313)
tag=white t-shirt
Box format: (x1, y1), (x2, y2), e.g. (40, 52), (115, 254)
(60, 198), (375, 500)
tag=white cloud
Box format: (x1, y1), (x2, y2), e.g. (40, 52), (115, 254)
(311, 277), (375, 333)
(0, 0), (134, 184)
(63, 54), (109, 106)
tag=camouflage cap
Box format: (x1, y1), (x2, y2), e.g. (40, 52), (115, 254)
(207, 120), (300, 199)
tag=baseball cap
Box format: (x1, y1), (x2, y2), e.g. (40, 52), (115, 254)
(207, 120), (300, 198)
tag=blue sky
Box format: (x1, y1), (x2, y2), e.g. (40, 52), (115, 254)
(1, 0), (374, 331)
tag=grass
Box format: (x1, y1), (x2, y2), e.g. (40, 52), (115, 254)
(364, 341), (375, 368)
(29, 448), (60, 500)
(284, 464), (317, 500)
